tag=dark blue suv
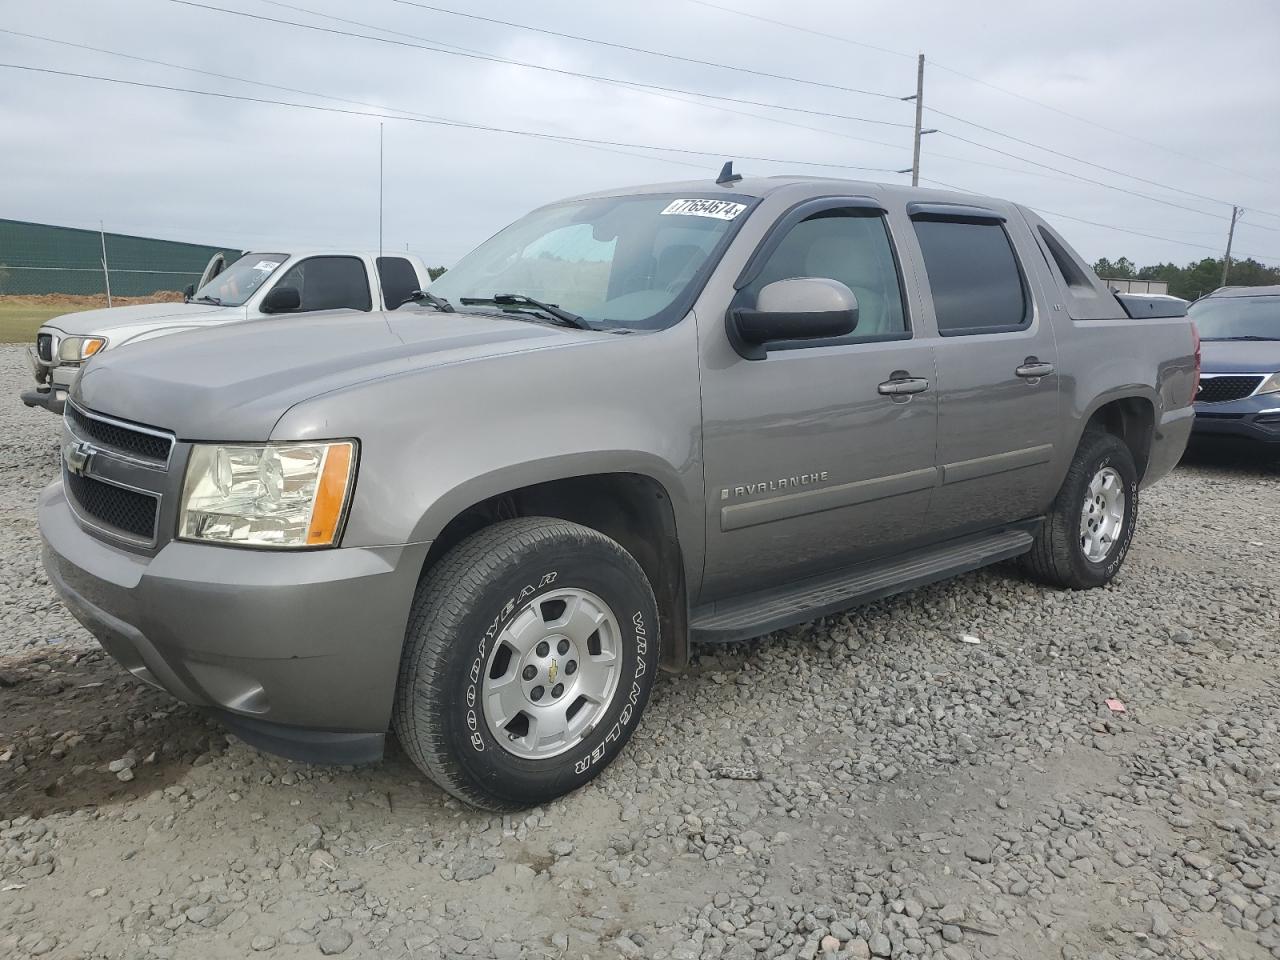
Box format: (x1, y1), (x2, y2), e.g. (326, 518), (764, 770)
(1189, 285), (1280, 446)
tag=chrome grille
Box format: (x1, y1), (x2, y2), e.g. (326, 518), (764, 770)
(1196, 375), (1264, 404)
(36, 333), (53, 363)
(64, 470), (158, 540)
(61, 403), (175, 548)
(65, 402), (173, 464)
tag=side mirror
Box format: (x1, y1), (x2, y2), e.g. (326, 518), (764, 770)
(728, 278), (859, 359)
(183, 283), (195, 302)
(261, 285), (301, 314)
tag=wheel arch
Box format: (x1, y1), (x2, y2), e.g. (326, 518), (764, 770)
(412, 462), (694, 671)
(1078, 392), (1157, 482)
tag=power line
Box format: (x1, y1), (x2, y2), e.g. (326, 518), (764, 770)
(254, 1), (916, 160)
(929, 107), (1280, 227)
(919, 178), (1280, 264)
(685, 0), (1278, 192)
(924, 61), (1278, 191)
(0, 28), (711, 173)
(0, 62), (905, 176)
(161, 0), (915, 132)
(935, 131), (1234, 221)
(684, 0), (914, 61)
(389, 0), (900, 101)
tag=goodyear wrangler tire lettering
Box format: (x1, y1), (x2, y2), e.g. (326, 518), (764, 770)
(393, 518), (659, 811)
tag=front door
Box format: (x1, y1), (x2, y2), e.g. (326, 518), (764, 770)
(907, 208), (1060, 538)
(698, 201), (939, 602)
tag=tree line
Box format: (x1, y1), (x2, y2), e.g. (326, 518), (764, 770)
(1091, 256), (1279, 302)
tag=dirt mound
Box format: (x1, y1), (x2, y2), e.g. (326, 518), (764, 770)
(0, 292), (185, 308)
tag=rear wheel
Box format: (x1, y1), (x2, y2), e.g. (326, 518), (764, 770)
(1022, 428), (1138, 589)
(393, 518), (659, 810)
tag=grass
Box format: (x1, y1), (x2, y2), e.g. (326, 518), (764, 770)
(0, 294), (182, 344)
(0, 300), (98, 344)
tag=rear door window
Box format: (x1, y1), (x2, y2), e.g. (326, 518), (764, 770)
(274, 256), (372, 312)
(377, 256), (420, 309)
(912, 219), (1028, 335)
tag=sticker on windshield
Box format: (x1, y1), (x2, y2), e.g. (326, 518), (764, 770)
(252, 260), (281, 271)
(660, 199), (747, 220)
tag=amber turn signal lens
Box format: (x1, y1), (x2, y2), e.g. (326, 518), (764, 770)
(81, 337), (106, 358)
(305, 442), (355, 546)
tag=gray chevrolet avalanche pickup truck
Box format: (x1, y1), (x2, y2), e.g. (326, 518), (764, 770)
(39, 174), (1197, 810)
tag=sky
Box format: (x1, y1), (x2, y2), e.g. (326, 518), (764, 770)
(3, 0), (1279, 270)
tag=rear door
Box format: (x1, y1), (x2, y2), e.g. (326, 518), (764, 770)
(698, 197), (939, 601)
(905, 204), (1060, 538)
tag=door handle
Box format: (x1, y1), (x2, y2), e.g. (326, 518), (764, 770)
(1015, 360), (1055, 379)
(877, 376), (930, 396)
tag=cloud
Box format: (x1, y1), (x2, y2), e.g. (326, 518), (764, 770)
(2, 0), (1278, 267)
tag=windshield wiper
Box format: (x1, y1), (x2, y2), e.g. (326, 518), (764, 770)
(397, 289), (454, 312)
(459, 293), (592, 330)
(193, 294), (222, 305)
(1202, 335), (1278, 341)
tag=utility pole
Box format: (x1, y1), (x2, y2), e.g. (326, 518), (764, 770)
(910, 54), (924, 186)
(1221, 205), (1240, 287)
(99, 221), (112, 308)
(898, 56), (935, 186)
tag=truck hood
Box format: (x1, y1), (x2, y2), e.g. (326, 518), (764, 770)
(43, 302), (234, 338)
(1200, 339), (1280, 374)
(74, 309), (596, 440)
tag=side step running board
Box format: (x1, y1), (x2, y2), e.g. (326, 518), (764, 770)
(690, 525), (1037, 645)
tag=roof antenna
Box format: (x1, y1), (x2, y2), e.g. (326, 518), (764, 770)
(716, 161), (742, 185)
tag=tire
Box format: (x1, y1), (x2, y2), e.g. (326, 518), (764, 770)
(1022, 428), (1139, 589)
(393, 517), (659, 810)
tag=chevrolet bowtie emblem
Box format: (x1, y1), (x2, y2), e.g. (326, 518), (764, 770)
(548, 658), (558, 684)
(63, 439), (96, 477)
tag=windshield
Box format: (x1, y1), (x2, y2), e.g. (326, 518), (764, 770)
(1189, 294), (1280, 340)
(428, 193), (753, 330)
(192, 253), (287, 307)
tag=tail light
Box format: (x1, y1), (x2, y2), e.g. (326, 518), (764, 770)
(1191, 322), (1201, 403)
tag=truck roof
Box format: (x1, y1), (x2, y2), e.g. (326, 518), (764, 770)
(562, 174), (1004, 210)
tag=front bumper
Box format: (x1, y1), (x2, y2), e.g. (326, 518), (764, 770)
(39, 480), (431, 764)
(21, 386), (67, 415)
(1192, 393), (1280, 444)
(22, 349), (75, 415)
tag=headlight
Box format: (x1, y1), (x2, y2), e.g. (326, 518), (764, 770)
(179, 441), (357, 548)
(1258, 372), (1280, 396)
(57, 336), (107, 361)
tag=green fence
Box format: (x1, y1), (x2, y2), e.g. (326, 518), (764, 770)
(0, 218), (241, 298)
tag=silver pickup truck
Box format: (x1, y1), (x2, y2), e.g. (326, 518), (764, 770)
(38, 174), (1197, 810)
(22, 250), (433, 414)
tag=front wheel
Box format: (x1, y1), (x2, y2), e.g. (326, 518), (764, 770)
(393, 518), (659, 810)
(1022, 428), (1139, 589)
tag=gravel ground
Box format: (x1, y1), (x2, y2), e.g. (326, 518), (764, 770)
(2, 341), (1280, 960)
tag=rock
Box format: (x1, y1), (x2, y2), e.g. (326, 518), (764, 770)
(869, 932), (892, 957)
(453, 860), (495, 881)
(820, 934), (840, 954)
(963, 842), (993, 864)
(317, 928), (354, 955)
(308, 850), (336, 872)
(251, 935), (276, 951)
(939, 904), (965, 924)
(847, 939), (871, 959)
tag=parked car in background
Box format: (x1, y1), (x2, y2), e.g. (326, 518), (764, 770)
(1187, 285), (1280, 446)
(21, 250), (434, 414)
(39, 174), (1197, 810)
